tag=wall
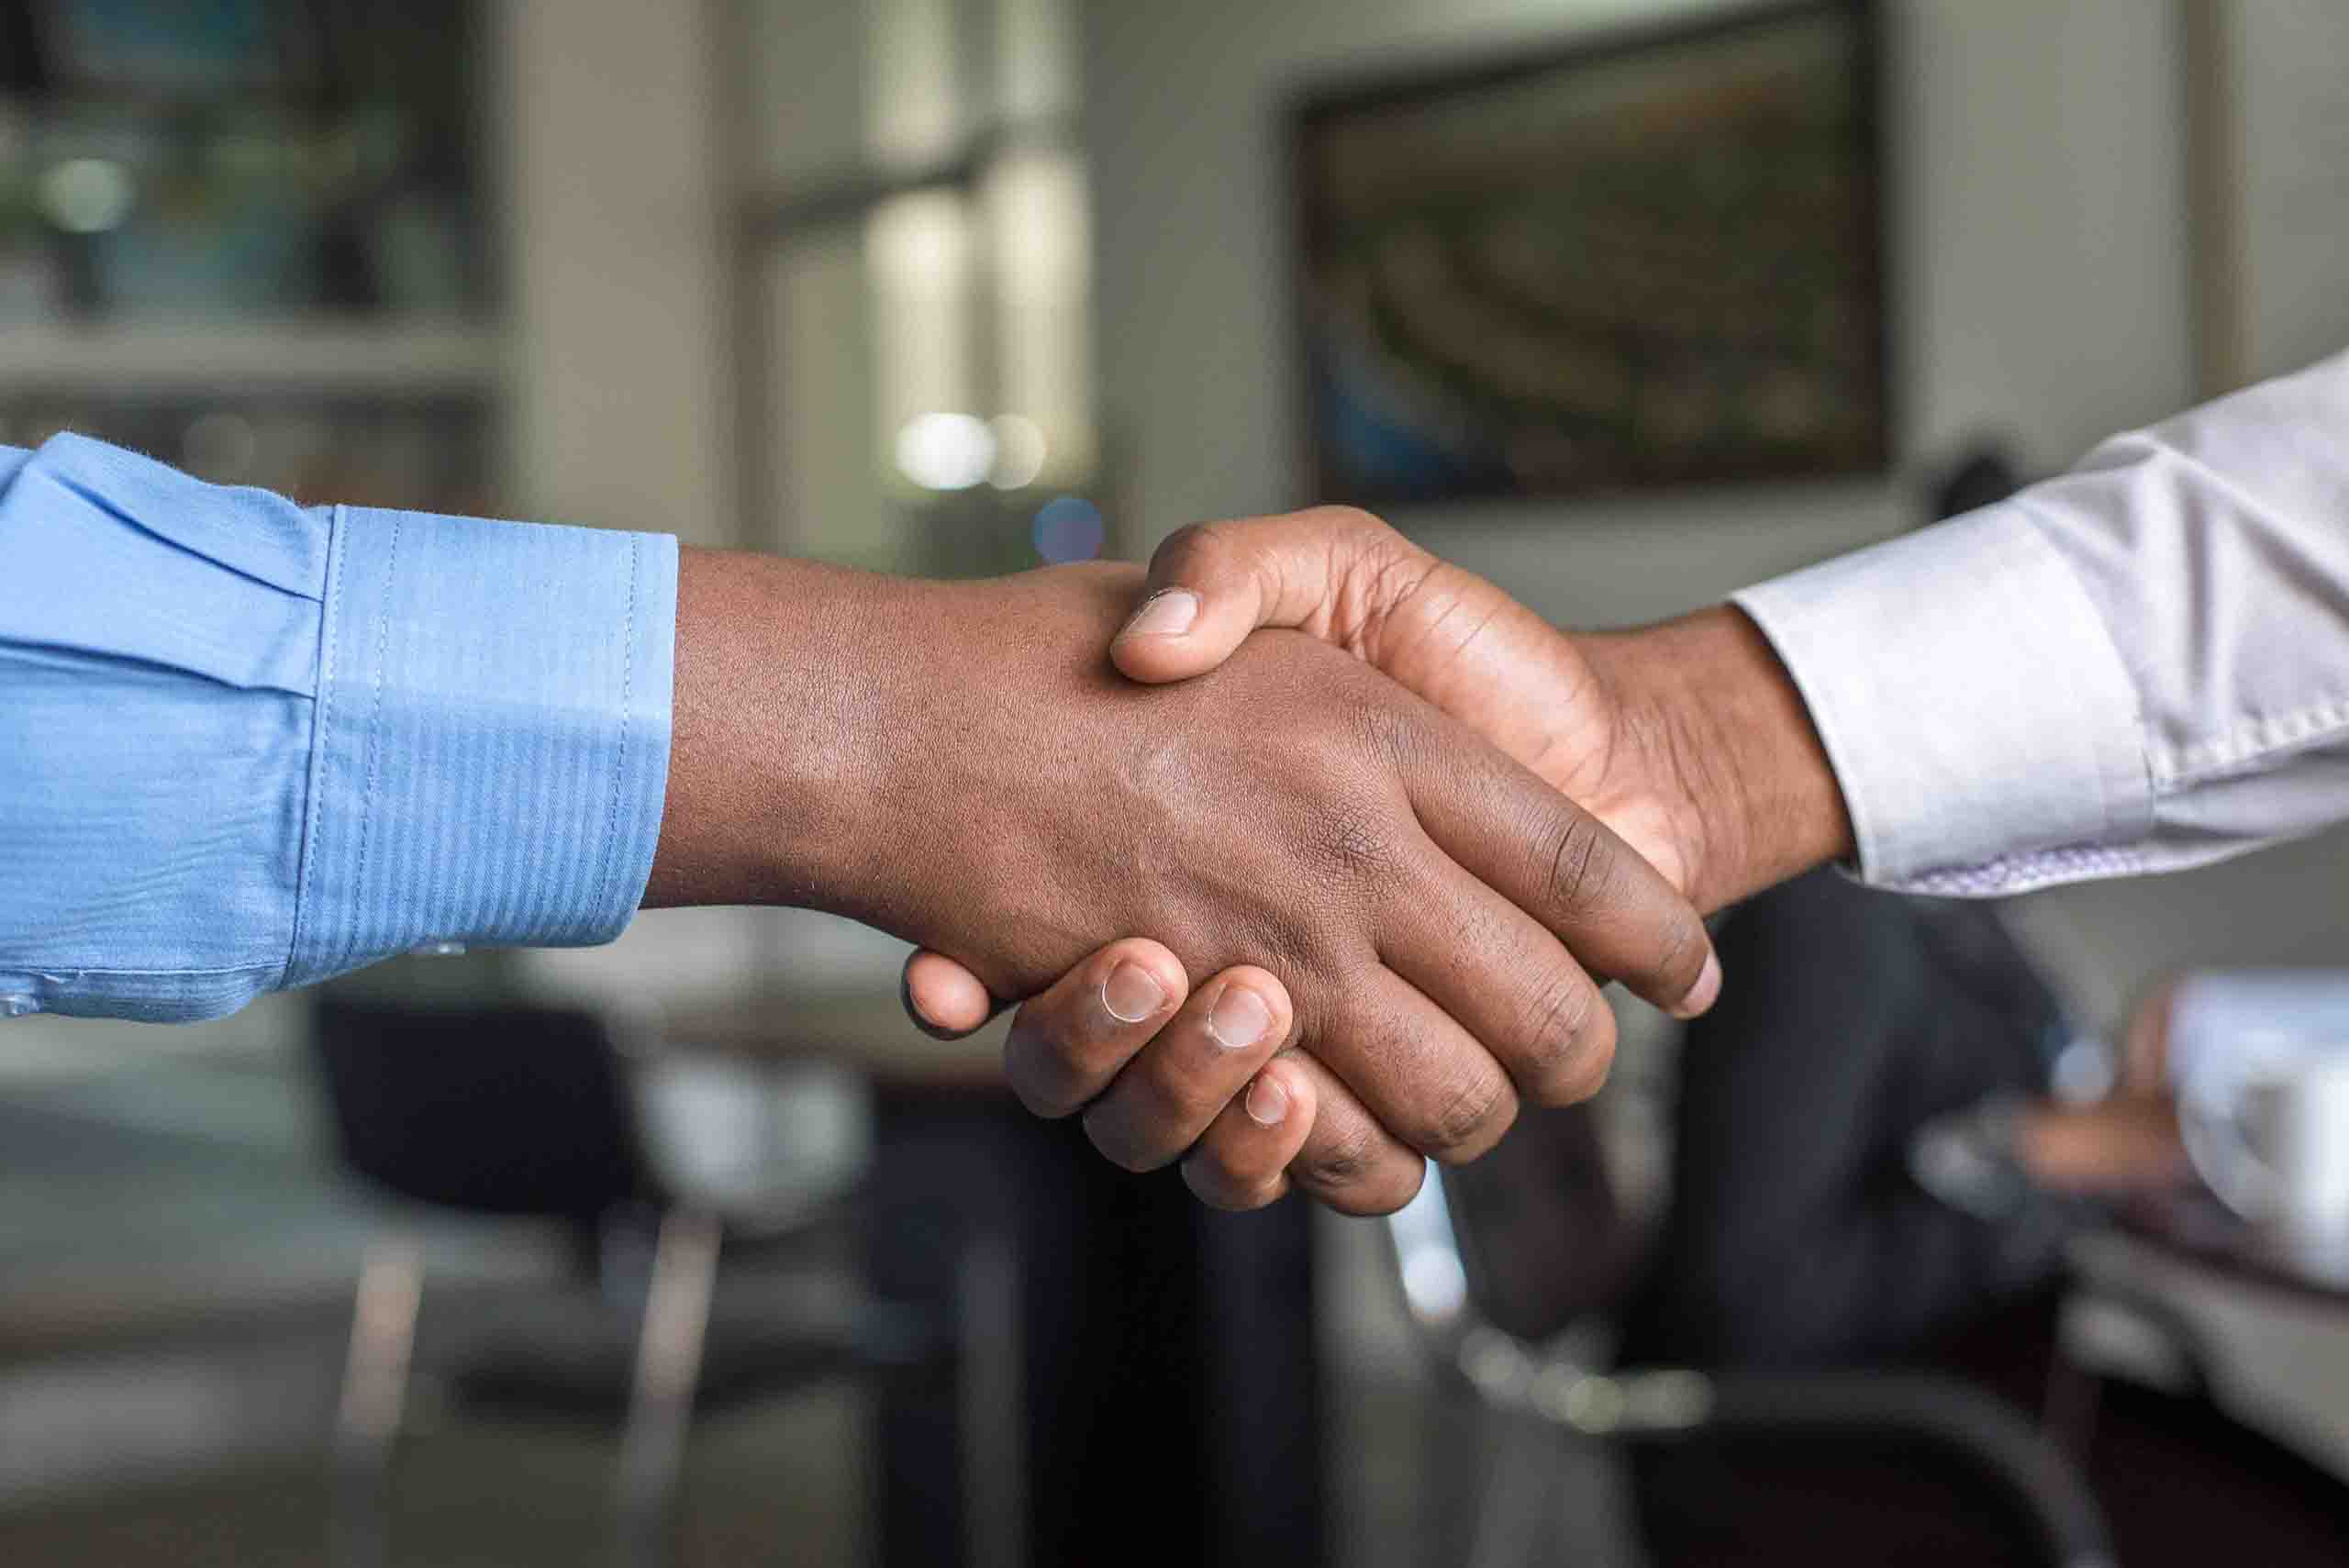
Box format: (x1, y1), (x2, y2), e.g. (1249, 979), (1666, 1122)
(2231, 0), (2349, 388)
(1081, 0), (2349, 1024)
(498, 0), (735, 547)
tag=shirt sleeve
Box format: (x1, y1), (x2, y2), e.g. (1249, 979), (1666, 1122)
(0, 433), (676, 1022)
(1732, 348), (2349, 896)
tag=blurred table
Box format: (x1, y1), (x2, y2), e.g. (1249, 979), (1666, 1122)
(2068, 1200), (2349, 1490)
(658, 990), (1003, 1082)
(658, 988), (1328, 1568)
(2110, 1189), (2349, 1305)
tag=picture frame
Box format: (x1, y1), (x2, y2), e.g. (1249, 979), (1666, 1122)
(1287, 0), (1889, 506)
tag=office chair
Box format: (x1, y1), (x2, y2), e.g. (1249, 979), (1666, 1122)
(1384, 1129), (2116, 1568)
(2049, 1263), (2349, 1566)
(309, 997), (895, 1568)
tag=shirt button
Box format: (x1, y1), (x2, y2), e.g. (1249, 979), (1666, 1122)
(1, 993), (39, 1018)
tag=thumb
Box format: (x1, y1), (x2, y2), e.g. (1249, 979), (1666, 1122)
(1110, 506), (1426, 684)
(901, 949), (1000, 1039)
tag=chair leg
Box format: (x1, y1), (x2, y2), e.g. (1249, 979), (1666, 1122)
(958, 1228), (1027, 1568)
(1464, 1413), (1561, 1568)
(617, 1207), (722, 1568)
(333, 1236), (424, 1568)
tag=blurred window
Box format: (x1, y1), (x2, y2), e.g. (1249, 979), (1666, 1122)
(0, 0), (493, 323)
(0, 1), (503, 516)
(735, 0), (1103, 577)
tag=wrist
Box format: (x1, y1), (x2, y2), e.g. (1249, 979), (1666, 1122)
(644, 547), (904, 913)
(1585, 605), (1853, 912)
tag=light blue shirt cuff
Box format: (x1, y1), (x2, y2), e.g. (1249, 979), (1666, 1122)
(284, 504), (677, 986)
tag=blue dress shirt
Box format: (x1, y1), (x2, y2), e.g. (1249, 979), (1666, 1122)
(0, 433), (677, 1022)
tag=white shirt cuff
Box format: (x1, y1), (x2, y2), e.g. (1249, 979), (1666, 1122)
(1731, 506), (2152, 894)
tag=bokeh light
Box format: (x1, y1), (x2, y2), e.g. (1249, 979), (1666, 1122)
(987, 413), (1048, 489)
(894, 411), (996, 490)
(38, 159), (136, 234)
(1031, 495), (1104, 562)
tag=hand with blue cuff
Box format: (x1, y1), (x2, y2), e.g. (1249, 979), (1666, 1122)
(0, 432), (1718, 1217)
(645, 549), (1722, 1214)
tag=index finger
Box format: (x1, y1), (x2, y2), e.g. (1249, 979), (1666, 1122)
(1397, 716), (1720, 1019)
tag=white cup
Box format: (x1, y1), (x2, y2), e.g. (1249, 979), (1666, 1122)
(2168, 973), (2349, 1281)
(2190, 1062), (2349, 1215)
(2170, 1028), (2349, 1285)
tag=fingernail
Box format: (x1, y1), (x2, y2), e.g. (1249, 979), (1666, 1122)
(1671, 951), (1723, 1020)
(1103, 962), (1166, 1023)
(1121, 588), (1198, 639)
(1245, 1073), (1289, 1127)
(1208, 984), (1273, 1051)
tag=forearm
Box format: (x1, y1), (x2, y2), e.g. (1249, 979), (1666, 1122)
(644, 547), (896, 913)
(1585, 606), (1854, 913)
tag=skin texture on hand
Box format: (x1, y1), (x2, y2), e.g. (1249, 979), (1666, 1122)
(904, 508), (1857, 1211)
(647, 547), (1718, 1213)
(1108, 507), (1853, 911)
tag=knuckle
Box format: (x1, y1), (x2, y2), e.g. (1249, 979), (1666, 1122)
(1141, 1056), (1230, 1130)
(1514, 972), (1601, 1089)
(1372, 698), (1426, 769)
(1083, 1104), (1172, 1173)
(1295, 1115), (1386, 1192)
(1650, 906), (1707, 993)
(1003, 1032), (1087, 1119)
(1183, 1159), (1282, 1212)
(1013, 1079), (1085, 1121)
(1307, 504), (1389, 536)
(1153, 519), (1234, 580)
(1247, 917), (1329, 986)
(1331, 679), (1419, 773)
(1094, 1135), (1161, 1175)
(1541, 810), (1620, 917)
(1319, 1157), (1426, 1217)
(1412, 1069), (1519, 1164)
(1542, 1002), (1619, 1106)
(1355, 539), (1441, 616)
(1308, 504), (1410, 567)
(1312, 798), (1401, 884)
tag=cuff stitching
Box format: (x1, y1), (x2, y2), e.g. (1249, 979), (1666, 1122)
(590, 532), (640, 937)
(344, 512), (402, 968)
(16, 961), (284, 980)
(2157, 694), (2349, 786)
(287, 506), (352, 985)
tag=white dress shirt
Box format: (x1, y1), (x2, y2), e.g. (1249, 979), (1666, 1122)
(1733, 349), (2349, 896)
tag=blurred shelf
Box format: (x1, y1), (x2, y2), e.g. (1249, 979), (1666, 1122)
(0, 317), (507, 395)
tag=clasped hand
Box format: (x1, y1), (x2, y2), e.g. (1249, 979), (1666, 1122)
(893, 508), (1737, 1215)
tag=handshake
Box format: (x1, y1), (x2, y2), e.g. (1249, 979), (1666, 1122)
(648, 507), (1852, 1215)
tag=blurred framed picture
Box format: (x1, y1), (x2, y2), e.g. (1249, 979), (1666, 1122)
(1289, 0), (1887, 506)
